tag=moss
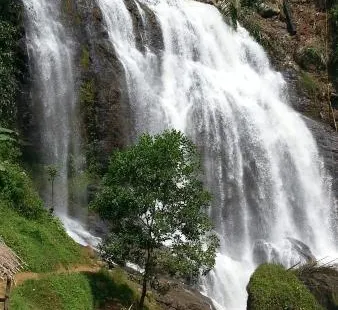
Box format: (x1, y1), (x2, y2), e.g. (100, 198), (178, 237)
(62, 0), (74, 16)
(79, 79), (102, 175)
(247, 264), (323, 310)
(61, 0), (82, 25)
(80, 79), (95, 107)
(80, 46), (90, 70)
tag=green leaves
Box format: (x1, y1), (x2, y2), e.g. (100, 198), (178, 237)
(92, 130), (219, 288)
(0, 126), (17, 142)
(0, 0), (22, 127)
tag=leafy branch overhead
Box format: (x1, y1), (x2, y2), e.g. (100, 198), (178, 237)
(91, 129), (219, 309)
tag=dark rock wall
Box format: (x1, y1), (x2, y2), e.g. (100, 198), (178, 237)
(284, 68), (338, 203)
(73, 0), (133, 173)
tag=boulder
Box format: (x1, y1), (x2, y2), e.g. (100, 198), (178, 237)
(154, 281), (215, 310)
(257, 2), (280, 18)
(295, 263), (338, 310)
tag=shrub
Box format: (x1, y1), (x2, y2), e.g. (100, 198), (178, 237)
(0, 161), (44, 219)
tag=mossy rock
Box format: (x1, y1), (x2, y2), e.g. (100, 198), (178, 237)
(295, 264), (338, 310)
(247, 264), (324, 310)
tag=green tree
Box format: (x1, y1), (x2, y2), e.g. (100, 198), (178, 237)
(92, 130), (219, 309)
(46, 165), (58, 211)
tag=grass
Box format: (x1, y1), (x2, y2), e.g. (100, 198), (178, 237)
(298, 70), (320, 99)
(247, 264), (323, 310)
(10, 273), (94, 310)
(0, 201), (87, 272)
(10, 269), (160, 310)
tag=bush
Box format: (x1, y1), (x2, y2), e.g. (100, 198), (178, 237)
(0, 129), (43, 219)
(247, 264), (323, 310)
(0, 161), (45, 219)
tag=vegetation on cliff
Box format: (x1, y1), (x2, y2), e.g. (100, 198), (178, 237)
(331, 3), (338, 87)
(92, 130), (219, 308)
(247, 264), (323, 310)
(0, 0), (23, 128)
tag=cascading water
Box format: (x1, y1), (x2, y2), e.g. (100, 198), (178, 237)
(22, 0), (99, 246)
(96, 0), (337, 308)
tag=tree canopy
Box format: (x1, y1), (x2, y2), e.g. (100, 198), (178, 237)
(92, 129), (219, 308)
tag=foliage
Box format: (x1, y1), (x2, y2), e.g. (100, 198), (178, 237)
(330, 4), (338, 84)
(0, 129), (43, 219)
(10, 269), (159, 310)
(0, 127), (20, 161)
(0, 161), (44, 219)
(46, 165), (58, 182)
(45, 165), (59, 210)
(247, 264), (324, 310)
(92, 130), (219, 308)
(0, 0), (22, 128)
(0, 201), (86, 272)
(80, 79), (102, 175)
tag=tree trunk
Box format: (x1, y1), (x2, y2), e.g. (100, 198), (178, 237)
(139, 247), (151, 309)
(139, 274), (147, 309)
(283, 0), (297, 35)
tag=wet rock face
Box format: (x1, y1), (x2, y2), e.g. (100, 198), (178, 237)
(57, 0), (135, 173)
(296, 264), (338, 310)
(305, 117), (338, 198)
(61, 0), (164, 170)
(283, 68), (338, 202)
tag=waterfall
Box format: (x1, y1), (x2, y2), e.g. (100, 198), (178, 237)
(22, 0), (99, 246)
(96, 0), (337, 308)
